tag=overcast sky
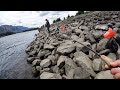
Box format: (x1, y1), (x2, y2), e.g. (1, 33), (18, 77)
(0, 11), (78, 28)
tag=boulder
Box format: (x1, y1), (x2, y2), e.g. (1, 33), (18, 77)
(48, 55), (57, 65)
(32, 67), (39, 77)
(29, 50), (37, 56)
(65, 57), (77, 78)
(73, 51), (96, 77)
(40, 72), (62, 79)
(89, 44), (97, 59)
(98, 49), (111, 55)
(97, 38), (109, 52)
(50, 65), (59, 73)
(32, 59), (41, 66)
(75, 41), (91, 53)
(92, 58), (102, 71)
(57, 44), (75, 54)
(107, 53), (116, 61)
(44, 44), (55, 50)
(40, 59), (51, 68)
(40, 68), (50, 74)
(95, 25), (108, 30)
(95, 70), (114, 79)
(37, 50), (51, 58)
(27, 57), (35, 63)
(57, 55), (67, 68)
(73, 67), (91, 79)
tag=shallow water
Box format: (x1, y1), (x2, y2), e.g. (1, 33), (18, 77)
(0, 30), (38, 79)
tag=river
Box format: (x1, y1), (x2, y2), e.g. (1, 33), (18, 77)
(0, 30), (39, 79)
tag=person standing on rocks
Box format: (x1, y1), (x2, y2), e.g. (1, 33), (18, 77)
(45, 19), (50, 35)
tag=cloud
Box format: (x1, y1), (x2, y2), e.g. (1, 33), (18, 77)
(0, 11), (78, 28)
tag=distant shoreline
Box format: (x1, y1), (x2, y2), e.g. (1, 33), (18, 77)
(0, 28), (39, 38)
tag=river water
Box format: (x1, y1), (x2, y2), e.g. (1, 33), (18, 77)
(0, 30), (38, 79)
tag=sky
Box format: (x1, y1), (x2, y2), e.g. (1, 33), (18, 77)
(0, 11), (78, 28)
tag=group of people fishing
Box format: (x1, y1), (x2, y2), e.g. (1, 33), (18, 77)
(42, 19), (120, 79)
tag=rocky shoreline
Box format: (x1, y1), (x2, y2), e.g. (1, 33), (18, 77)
(25, 11), (120, 79)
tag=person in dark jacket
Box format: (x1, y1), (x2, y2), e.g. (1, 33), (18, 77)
(45, 19), (50, 34)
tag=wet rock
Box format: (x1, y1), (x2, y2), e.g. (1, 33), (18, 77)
(73, 51), (96, 77)
(27, 57), (35, 63)
(57, 44), (75, 54)
(95, 70), (114, 79)
(40, 59), (51, 68)
(32, 59), (41, 66)
(73, 67), (91, 79)
(44, 44), (55, 50)
(92, 58), (102, 71)
(40, 72), (62, 79)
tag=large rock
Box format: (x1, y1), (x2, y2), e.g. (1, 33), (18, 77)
(65, 57), (77, 78)
(93, 31), (103, 40)
(37, 50), (51, 58)
(44, 44), (55, 50)
(107, 53), (116, 61)
(48, 55), (57, 65)
(29, 50), (37, 56)
(27, 57), (35, 63)
(57, 44), (75, 54)
(40, 59), (51, 68)
(40, 72), (62, 79)
(97, 38), (109, 52)
(95, 70), (114, 79)
(95, 25), (108, 30)
(92, 58), (102, 71)
(57, 55), (67, 68)
(75, 41), (91, 53)
(89, 44), (97, 59)
(73, 51), (96, 77)
(50, 65), (59, 73)
(32, 59), (41, 66)
(98, 49), (111, 55)
(73, 67), (91, 79)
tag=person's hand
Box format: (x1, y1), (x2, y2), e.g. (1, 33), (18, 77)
(105, 60), (120, 79)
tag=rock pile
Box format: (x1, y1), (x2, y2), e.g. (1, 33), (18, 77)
(25, 11), (120, 79)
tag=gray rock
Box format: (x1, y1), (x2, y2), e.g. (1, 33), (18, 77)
(40, 59), (51, 68)
(50, 65), (59, 73)
(27, 57), (35, 63)
(57, 44), (75, 54)
(51, 42), (60, 46)
(37, 50), (51, 58)
(115, 23), (120, 28)
(44, 44), (55, 50)
(93, 31), (103, 39)
(40, 68), (50, 74)
(107, 53), (116, 61)
(97, 38), (109, 52)
(36, 66), (41, 71)
(57, 55), (67, 68)
(79, 25), (89, 31)
(62, 74), (69, 79)
(92, 58), (102, 71)
(32, 59), (41, 66)
(89, 44), (97, 59)
(65, 57), (77, 78)
(40, 72), (62, 79)
(88, 32), (96, 44)
(48, 55), (57, 65)
(29, 50), (37, 56)
(74, 29), (82, 35)
(25, 46), (31, 53)
(71, 34), (80, 41)
(95, 25), (108, 30)
(73, 51), (96, 77)
(73, 67), (91, 79)
(32, 67), (39, 77)
(75, 41), (91, 53)
(98, 49), (111, 55)
(95, 70), (114, 79)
